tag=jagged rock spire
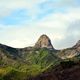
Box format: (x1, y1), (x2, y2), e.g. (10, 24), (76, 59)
(34, 34), (54, 49)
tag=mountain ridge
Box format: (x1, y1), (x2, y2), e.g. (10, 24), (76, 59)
(0, 34), (80, 80)
(0, 34), (80, 60)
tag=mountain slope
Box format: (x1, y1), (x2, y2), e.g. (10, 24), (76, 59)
(0, 48), (60, 80)
(57, 40), (80, 59)
(32, 60), (80, 80)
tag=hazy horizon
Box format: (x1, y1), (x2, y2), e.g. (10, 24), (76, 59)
(0, 0), (80, 49)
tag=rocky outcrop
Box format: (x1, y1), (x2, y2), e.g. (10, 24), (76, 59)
(34, 34), (54, 49)
(57, 40), (80, 59)
(73, 40), (80, 52)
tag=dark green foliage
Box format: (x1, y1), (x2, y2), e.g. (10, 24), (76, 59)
(60, 60), (76, 69)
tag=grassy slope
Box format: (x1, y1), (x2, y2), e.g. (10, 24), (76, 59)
(0, 48), (60, 80)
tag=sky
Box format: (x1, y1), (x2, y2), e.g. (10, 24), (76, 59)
(0, 0), (80, 49)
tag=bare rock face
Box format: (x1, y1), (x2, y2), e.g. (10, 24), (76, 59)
(73, 40), (80, 51)
(34, 34), (54, 49)
(73, 40), (80, 48)
(57, 40), (80, 59)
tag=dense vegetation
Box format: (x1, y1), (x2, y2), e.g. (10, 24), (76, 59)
(0, 48), (60, 80)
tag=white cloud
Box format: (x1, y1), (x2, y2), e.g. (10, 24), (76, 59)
(37, 7), (80, 26)
(0, 23), (64, 48)
(0, 0), (46, 17)
(0, 0), (80, 18)
(0, 7), (80, 48)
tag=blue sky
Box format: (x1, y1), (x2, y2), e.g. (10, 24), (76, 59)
(0, 0), (80, 49)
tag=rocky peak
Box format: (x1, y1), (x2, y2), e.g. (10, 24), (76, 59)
(34, 34), (54, 49)
(73, 40), (80, 48)
(77, 40), (80, 45)
(73, 40), (80, 51)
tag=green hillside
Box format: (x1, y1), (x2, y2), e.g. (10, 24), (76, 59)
(0, 47), (60, 80)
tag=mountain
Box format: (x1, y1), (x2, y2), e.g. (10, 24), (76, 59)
(57, 40), (80, 59)
(73, 40), (80, 51)
(0, 35), (61, 80)
(0, 34), (80, 80)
